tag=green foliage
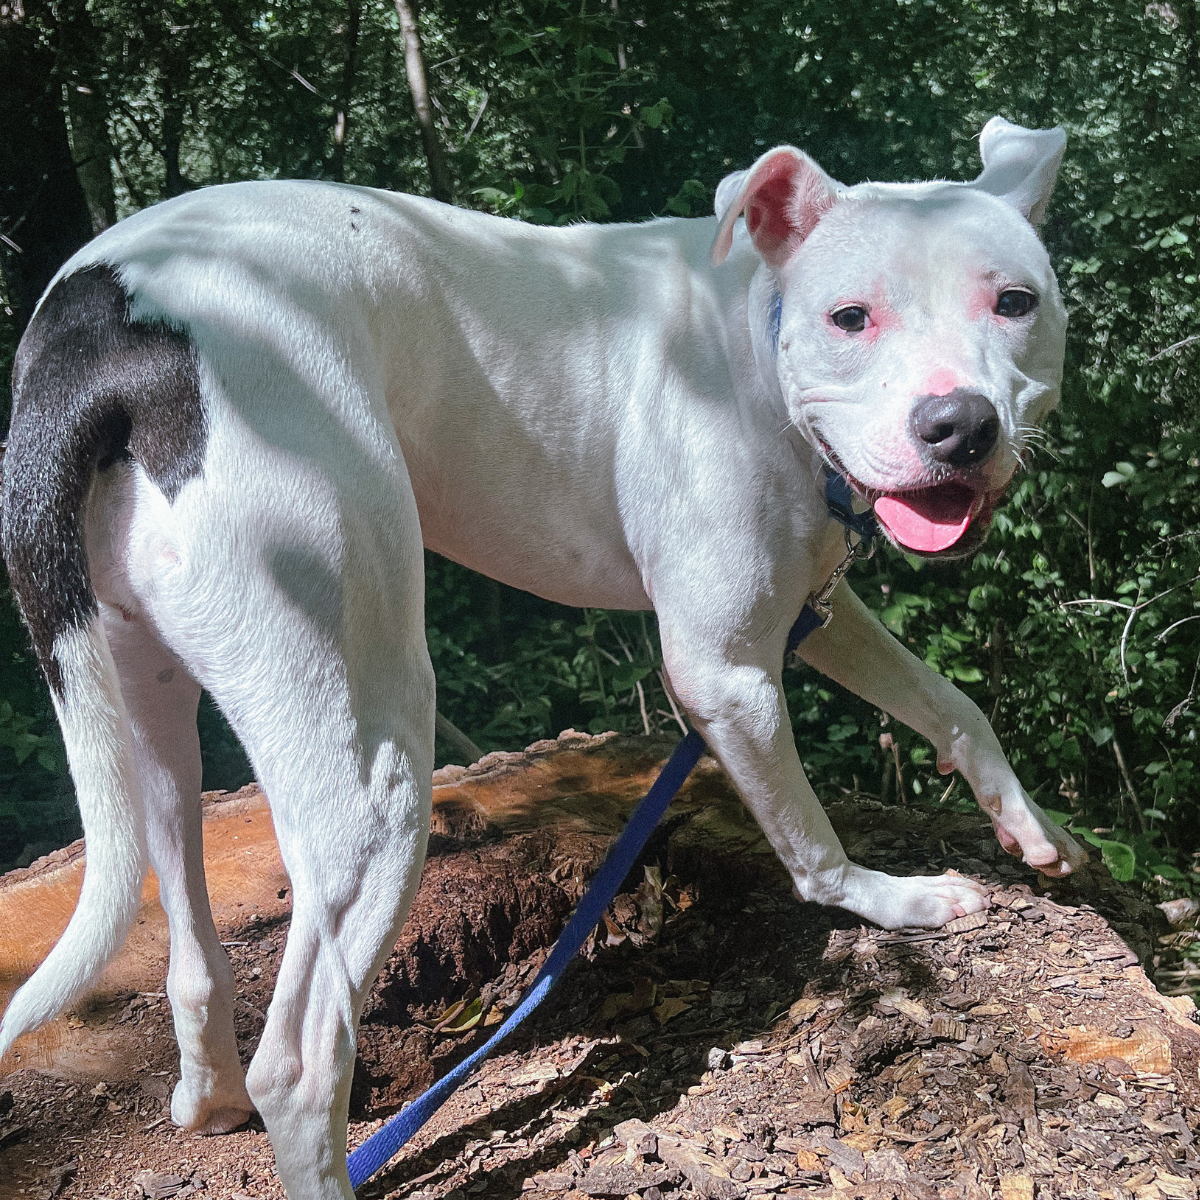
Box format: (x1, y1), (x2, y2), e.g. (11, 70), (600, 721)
(1, 0), (1198, 900)
(425, 555), (683, 761)
(467, 0), (672, 222)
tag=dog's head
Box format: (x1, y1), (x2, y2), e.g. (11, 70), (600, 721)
(712, 117), (1067, 558)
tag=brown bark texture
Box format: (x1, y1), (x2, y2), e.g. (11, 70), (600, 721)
(394, 0), (454, 202)
(0, 2), (93, 335)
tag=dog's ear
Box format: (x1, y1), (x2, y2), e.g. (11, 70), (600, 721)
(972, 117), (1067, 226)
(711, 147), (841, 267)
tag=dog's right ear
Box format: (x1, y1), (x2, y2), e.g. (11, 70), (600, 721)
(711, 147), (842, 268)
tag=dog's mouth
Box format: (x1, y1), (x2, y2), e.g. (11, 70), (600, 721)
(873, 482), (982, 554)
(820, 447), (995, 556)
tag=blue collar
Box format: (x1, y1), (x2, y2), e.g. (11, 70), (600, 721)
(824, 466), (877, 542)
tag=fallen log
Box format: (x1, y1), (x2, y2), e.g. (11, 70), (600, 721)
(0, 729), (1197, 1200)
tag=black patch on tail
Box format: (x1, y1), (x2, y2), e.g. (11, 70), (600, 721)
(1, 263), (206, 694)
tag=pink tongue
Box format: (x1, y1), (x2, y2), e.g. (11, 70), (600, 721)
(874, 484), (975, 553)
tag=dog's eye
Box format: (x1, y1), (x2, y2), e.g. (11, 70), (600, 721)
(995, 289), (1038, 319)
(831, 306), (869, 333)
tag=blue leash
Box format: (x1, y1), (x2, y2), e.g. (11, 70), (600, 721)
(347, 469), (874, 1191)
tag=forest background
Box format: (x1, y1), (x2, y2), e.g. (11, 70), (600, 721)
(0, 1), (1197, 910)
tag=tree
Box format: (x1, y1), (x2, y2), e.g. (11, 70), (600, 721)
(0, 0), (93, 335)
(395, 0), (453, 200)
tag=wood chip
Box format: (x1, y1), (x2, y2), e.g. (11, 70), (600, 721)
(892, 997), (932, 1025)
(1005, 1061), (1037, 1127)
(824, 1063), (856, 1093)
(786, 1094), (837, 1126)
(1155, 1174), (1199, 1200)
(944, 911), (989, 934)
(773, 1137), (807, 1154)
(579, 1165), (676, 1196)
(961, 1114), (1000, 1139)
(882, 1124), (954, 1144)
(931, 1014), (967, 1040)
(1041, 1026), (1172, 1076)
(508, 1062), (560, 1086)
(662, 1141), (737, 1196)
(970, 1003), (1009, 1017)
(839, 1132), (878, 1153)
(132, 1173), (187, 1200)
(652, 997), (691, 1024)
(789, 998), (823, 1023)
(999, 1174), (1035, 1200)
(534, 1172), (574, 1191)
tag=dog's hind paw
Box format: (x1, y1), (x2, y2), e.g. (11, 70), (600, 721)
(836, 865), (989, 931)
(171, 1081), (255, 1135)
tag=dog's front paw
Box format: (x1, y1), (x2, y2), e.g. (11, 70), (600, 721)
(981, 790), (1088, 877)
(836, 866), (989, 930)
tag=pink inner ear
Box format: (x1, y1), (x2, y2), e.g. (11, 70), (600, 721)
(746, 171), (798, 251)
(743, 155), (834, 266)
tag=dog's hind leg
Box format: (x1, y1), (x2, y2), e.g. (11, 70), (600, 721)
(100, 606), (252, 1133)
(162, 448), (435, 1198)
(237, 574), (432, 1196)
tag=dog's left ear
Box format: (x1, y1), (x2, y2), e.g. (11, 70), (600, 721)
(972, 117), (1067, 226)
(711, 146), (842, 267)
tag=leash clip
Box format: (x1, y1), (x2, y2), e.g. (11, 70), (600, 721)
(805, 543), (858, 628)
(806, 467), (877, 628)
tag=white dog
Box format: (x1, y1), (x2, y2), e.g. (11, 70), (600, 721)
(1, 117), (1084, 1197)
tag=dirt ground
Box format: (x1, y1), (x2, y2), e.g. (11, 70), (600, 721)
(1, 731), (1198, 1200)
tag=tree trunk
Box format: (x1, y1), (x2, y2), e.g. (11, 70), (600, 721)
(59, 0), (117, 233)
(394, 0), (453, 202)
(0, 2), (94, 336)
(158, 21), (193, 199)
(331, 0), (362, 182)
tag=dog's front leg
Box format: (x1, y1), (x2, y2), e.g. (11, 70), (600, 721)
(797, 581), (1086, 876)
(661, 625), (988, 930)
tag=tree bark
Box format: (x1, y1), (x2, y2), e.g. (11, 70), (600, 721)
(394, 0), (453, 202)
(331, 0), (362, 182)
(0, 1), (94, 336)
(159, 34), (190, 199)
(59, 0), (117, 233)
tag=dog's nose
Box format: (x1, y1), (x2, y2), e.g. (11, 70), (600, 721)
(910, 390), (1000, 470)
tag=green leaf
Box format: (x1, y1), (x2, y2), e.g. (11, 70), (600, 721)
(1099, 839), (1136, 882)
(640, 98), (674, 129)
(433, 996), (484, 1033)
(1042, 809), (1074, 827)
(609, 661), (654, 691)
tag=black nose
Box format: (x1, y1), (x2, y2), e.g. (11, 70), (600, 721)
(910, 389), (1000, 470)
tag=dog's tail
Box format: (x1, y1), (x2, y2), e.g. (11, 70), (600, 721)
(0, 619), (148, 1057)
(0, 264), (204, 1057)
